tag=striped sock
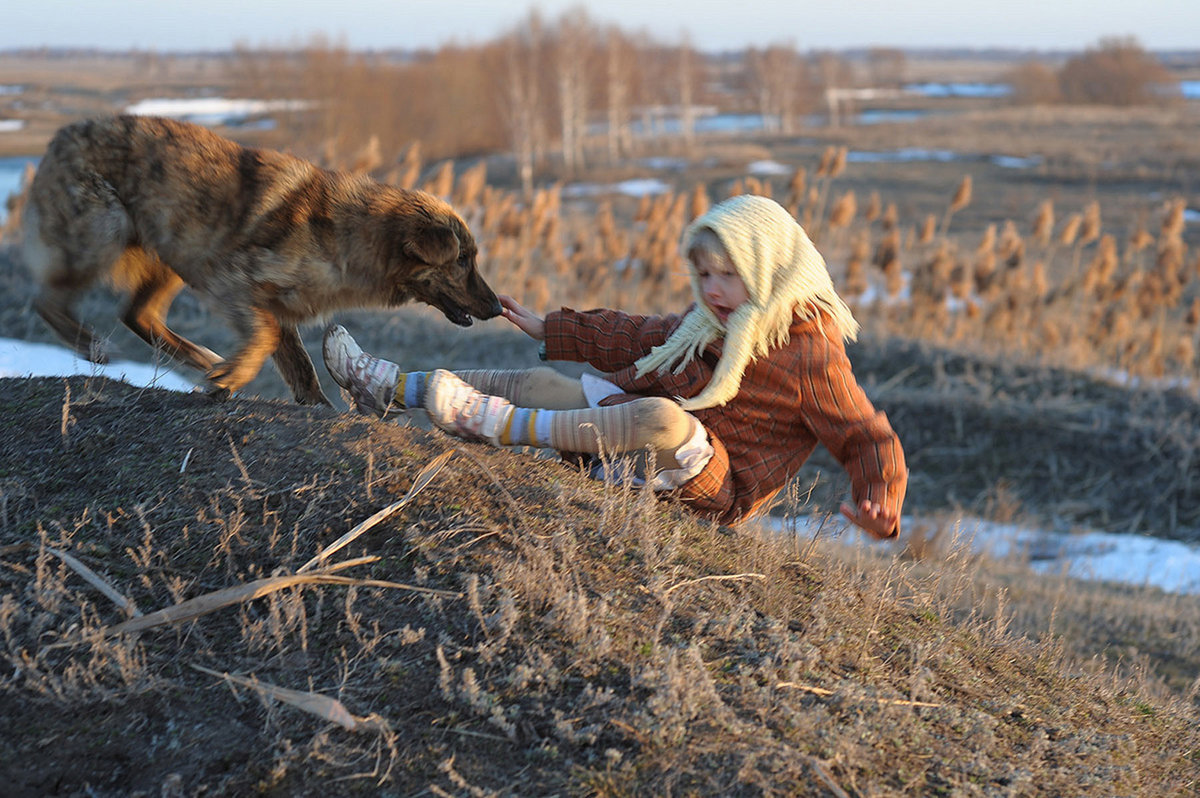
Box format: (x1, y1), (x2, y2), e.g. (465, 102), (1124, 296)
(497, 400), (693, 463)
(394, 371), (430, 409)
(501, 407), (554, 447)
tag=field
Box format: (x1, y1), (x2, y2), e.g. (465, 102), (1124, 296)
(0, 50), (1199, 795)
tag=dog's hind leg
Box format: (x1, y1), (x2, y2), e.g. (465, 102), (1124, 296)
(274, 325), (332, 406)
(25, 204), (123, 364)
(33, 284), (109, 364)
(120, 252), (223, 374)
(204, 306), (281, 400)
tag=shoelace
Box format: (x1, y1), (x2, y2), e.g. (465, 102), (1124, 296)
(455, 392), (486, 434)
(346, 355), (385, 410)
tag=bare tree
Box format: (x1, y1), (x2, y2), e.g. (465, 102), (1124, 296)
(637, 45), (677, 142)
(552, 8), (594, 176)
(747, 43), (806, 134)
(603, 27), (635, 164)
(1058, 37), (1178, 105)
(677, 35), (699, 152)
(499, 15), (547, 198)
(867, 47), (906, 88)
(812, 50), (856, 128)
(1007, 60), (1063, 105)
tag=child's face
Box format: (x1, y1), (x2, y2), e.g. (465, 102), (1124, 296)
(692, 249), (749, 324)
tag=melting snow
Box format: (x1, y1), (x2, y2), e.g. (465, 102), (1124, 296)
(0, 337), (196, 393)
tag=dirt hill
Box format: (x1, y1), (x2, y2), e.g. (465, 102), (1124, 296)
(0, 373), (1196, 796)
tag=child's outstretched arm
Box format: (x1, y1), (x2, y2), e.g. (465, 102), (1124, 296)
(499, 295), (545, 341)
(795, 333), (907, 540)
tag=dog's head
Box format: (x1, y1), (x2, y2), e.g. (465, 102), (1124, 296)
(386, 193), (502, 327)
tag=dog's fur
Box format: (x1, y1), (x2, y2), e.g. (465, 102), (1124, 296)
(22, 115), (502, 404)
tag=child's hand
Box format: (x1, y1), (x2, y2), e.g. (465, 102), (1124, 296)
(499, 295), (546, 341)
(840, 499), (899, 540)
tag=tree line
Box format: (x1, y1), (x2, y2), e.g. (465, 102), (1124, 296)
(227, 13), (1181, 193)
(228, 9), (892, 192)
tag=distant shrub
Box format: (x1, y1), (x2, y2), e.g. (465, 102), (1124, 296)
(1057, 37), (1179, 106)
(1007, 39), (1180, 107)
(1006, 61), (1062, 105)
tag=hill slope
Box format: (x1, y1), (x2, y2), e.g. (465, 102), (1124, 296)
(0, 375), (1197, 796)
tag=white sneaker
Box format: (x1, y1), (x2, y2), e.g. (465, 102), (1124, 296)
(424, 369), (514, 446)
(322, 324), (401, 418)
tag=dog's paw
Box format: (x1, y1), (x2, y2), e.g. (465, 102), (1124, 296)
(206, 361), (232, 381)
(204, 360), (234, 398)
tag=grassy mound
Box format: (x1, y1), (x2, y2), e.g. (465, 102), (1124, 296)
(0, 375), (1196, 796)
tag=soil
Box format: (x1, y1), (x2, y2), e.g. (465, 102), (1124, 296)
(0, 354), (1197, 795)
(0, 375), (586, 796)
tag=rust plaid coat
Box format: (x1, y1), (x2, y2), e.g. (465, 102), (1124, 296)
(544, 305), (907, 532)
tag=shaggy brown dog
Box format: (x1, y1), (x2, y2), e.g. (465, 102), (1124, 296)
(22, 115), (502, 405)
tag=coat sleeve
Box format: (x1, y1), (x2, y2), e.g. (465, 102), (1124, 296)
(543, 307), (683, 373)
(795, 333), (908, 537)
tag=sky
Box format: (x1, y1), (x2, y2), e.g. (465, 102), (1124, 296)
(3, 0), (1199, 53)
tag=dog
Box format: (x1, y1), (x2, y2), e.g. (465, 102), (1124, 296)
(21, 114), (502, 405)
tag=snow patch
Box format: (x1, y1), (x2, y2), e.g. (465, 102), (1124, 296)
(0, 337), (196, 393)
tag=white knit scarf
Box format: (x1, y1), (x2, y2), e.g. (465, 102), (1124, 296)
(633, 194), (859, 410)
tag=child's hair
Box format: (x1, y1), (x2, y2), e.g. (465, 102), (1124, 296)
(686, 227), (732, 270)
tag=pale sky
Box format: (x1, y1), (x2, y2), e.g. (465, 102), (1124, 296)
(3, 0), (1198, 52)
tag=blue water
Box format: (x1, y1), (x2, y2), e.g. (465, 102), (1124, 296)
(908, 79), (1200, 101)
(906, 81), (1012, 98)
(847, 147), (959, 164)
(856, 109), (929, 125)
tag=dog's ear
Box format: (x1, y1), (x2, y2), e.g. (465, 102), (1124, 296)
(405, 224), (460, 265)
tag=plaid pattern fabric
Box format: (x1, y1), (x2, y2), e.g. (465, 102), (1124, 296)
(544, 305), (907, 533)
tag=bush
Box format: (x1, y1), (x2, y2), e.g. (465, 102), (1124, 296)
(1006, 60), (1062, 105)
(1058, 37), (1178, 106)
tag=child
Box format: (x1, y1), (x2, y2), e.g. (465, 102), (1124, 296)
(323, 194), (906, 539)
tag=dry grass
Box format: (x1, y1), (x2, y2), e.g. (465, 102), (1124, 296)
(0, 375), (1197, 795)
(15, 123), (1194, 387)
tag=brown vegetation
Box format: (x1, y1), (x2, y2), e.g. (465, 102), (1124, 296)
(1008, 37), (1180, 106)
(0, 374), (1196, 795)
(219, 9), (852, 189)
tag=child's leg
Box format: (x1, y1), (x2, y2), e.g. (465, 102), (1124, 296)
(454, 367), (588, 409)
(425, 370), (709, 475)
(323, 325), (584, 417)
(325, 327), (714, 485)
(367, 366), (587, 414)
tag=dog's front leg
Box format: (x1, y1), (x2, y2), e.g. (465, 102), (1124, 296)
(274, 325), (332, 406)
(205, 306), (281, 400)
